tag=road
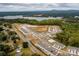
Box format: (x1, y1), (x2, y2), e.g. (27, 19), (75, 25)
(12, 24), (46, 56)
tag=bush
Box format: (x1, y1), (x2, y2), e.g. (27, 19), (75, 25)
(23, 42), (28, 48)
(0, 33), (7, 41)
(0, 51), (6, 56)
(0, 27), (4, 31)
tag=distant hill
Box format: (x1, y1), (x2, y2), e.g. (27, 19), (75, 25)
(0, 10), (79, 17)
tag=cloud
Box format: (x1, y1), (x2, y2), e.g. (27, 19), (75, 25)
(0, 3), (79, 11)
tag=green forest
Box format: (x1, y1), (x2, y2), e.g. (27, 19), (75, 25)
(55, 22), (79, 47)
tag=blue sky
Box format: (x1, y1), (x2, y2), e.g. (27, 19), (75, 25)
(0, 3), (79, 12)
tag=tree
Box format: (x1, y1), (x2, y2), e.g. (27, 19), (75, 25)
(23, 42), (28, 48)
(2, 35), (7, 41)
(3, 23), (12, 28)
(0, 44), (4, 51)
(56, 31), (70, 46)
(0, 44), (13, 56)
(0, 33), (7, 41)
(8, 31), (16, 35)
(3, 45), (11, 53)
(0, 26), (4, 31)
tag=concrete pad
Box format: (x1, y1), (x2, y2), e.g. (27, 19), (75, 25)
(48, 39), (55, 43)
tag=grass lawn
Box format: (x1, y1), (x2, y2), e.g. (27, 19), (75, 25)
(8, 50), (16, 56)
(21, 48), (33, 56)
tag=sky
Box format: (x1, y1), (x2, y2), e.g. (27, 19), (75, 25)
(0, 3), (79, 12)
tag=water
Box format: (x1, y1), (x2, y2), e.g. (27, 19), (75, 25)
(23, 17), (62, 21)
